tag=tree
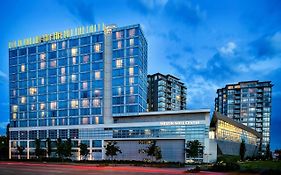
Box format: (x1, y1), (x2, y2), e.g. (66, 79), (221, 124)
(63, 138), (72, 159)
(185, 140), (203, 162)
(240, 139), (246, 161)
(79, 143), (89, 160)
(142, 140), (162, 162)
(56, 138), (64, 159)
(35, 138), (45, 159)
(0, 136), (9, 160)
(274, 149), (281, 160)
(265, 144), (272, 160)
(46, 138), (52, 158)
(17, 146), (25, 159)
(104, 141), (122, 160)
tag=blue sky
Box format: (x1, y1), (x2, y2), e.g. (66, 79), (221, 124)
(0, 0), (280, 149)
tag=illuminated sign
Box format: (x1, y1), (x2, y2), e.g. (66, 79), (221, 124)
(8, 23), (105, 49)
(160, 121), (201, 126)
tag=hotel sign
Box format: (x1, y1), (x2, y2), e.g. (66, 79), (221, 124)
(160, 121), (201, 126)
(9, 23), (105, 49)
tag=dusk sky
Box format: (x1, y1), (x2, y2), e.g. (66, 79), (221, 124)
(0, 0), (280, 149)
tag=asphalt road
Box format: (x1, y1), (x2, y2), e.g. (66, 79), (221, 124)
(0, 162), (228, 175)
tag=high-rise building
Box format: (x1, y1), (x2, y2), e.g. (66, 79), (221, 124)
(147, 73), (187, 111)
(215, 81), (273, 151)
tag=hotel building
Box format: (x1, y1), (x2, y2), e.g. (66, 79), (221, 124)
(8, 24), (214, 162)
(215, 81), (273, 151)
(147, 73), (187, 111)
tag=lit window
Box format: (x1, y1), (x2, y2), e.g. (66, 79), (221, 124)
(129, 57), (134, 65)
(95, 71), (101, 80)
(118, 87), (122, 96)
(129, 67), (134, 76)
(83, 55), (89, 63)
(129, 48), (133, 55)
(94, 44), (101, 53)
(41, 78), (45, 85)
(61, 67), (65, 75)
(71, 100), (78, 108)
(116, 59), (123, 68)
(62, 41), (66, 49)
(51, 43), (57, 51)
(12, 113), (17, 120)
(51, 119), (56, 126)
(82, 82), (88, 90)
(40, 53), (46, 60)
(129, 29), (135, 37)
(13, 90), (16, 96)
(130, 86), (134, 95)
(129, 77), (134, 85)
(61, 76), (66, 83)
(71, 74), (77, 82)
(71, 48), (78, 56)
(82, 117), (89, 125)
(72, 57), (77, 64)
(93, 98), (100, 107)
(95, 116), (99, 124)
(82, 99), (89, 108)
(40, 62), (46, 69)
(40, 103), (45, 110)
(117, 41), (122, 49)
(12, 105), (18, 112)
(116, 31), (122, 39)
(129, 38), (134, 46)
(21, 64), (25, 72)
(29, 87), (37, 95)
(50, 101), (57, 110)
(31, 104), (36, 111)
(21, 97), (26, 104)
(50, 60), (57, 68)
(94, 89), (100, 97)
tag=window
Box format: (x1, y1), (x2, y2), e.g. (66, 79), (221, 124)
(116, 31), (123, 39)
(51, 43), (57, 51)
(29, 87), (37, 95)
(83, 55), (89, 63)
(129, 77), (134, 85)
(40, 78), (45, 85)
(21, 96), (26, 104)
(40, 62), (46, 69)
(71, 74), (77, 82)
(71, 100), (79, 108)
(116, 59), (123, 68)
(129, 38), (134, 46)
(61, 67), (65, 75)
(93, 98), (101, 107)
(72, 57), (77, 64)
(21, 64), (25, 72)
(95, 71), (101, 80)
(81, 117), (89, 124)
(40, 103), (45, 110)
(82, 99), (89, 108)
(71, 48), (78, 56)
(40, 53), (46, 60)
(61, 76), (66, 83)
(130, 86), (134, 95)
(50, 101), (57, 110)
(61, 41), (66, 49)
(50, 60), (57, 68)
(94, 116), (99, 124)
(129, 67), (134, 75)
(117, 41), (122, 49)
(129, 57), (134, 65)
(94, 43), (101, 53)
(129, 28), (135, 37)
(82, 82), (88, 90)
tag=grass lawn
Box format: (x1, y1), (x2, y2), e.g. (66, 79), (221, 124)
(239, 160), (281, 171)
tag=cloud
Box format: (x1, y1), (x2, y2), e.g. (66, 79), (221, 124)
(57, 0), (95, 24)
(219, 42), (237, 56)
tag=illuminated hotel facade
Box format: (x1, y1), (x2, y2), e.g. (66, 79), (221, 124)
(8, 24), (215, 162)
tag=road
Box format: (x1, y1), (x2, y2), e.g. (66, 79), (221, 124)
(0, 162), (228, 175)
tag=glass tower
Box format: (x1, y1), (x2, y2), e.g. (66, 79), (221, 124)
(215, 81), (273, 152)
(9, 24), (147, 130)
